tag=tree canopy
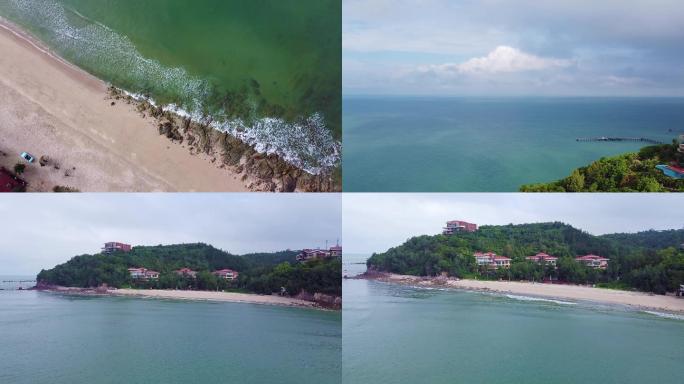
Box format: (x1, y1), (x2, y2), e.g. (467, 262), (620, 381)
(367, 222), (684, 294)
(37, 243), (341, 296)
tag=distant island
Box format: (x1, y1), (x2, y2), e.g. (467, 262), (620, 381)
(36, 242), (341, 309)
(520, 139), (684, 192)
(366, 221), (684, 298)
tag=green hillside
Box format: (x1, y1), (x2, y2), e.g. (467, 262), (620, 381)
(367, 223), (684, 294)
(520, 143), (684, 192)
(37, 243), (340, 296)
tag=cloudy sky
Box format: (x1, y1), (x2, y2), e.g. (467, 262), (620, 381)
(343, 193), (684, 254)
(0, 194), (341, 275)
(343, 0), (684, 96)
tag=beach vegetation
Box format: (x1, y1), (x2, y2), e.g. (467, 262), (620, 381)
(520, 144), (684, 192)
(367, 223), (684, 295)
(13, 163), (25, 175)
(36, 243), (341, 296)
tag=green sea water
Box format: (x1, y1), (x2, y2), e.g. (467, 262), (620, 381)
(0, 290), (341, 384)
(0, 0), (341, 172)
(343, 256), (684, 384)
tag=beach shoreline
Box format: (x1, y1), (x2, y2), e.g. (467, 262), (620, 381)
(0, 17), (338, 192)
(355, 272), (684, 315)
(35, 286), (329, 310)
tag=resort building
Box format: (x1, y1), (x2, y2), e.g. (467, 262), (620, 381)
(102, 242), (132, 253)
(127, 268), (159, 280)
(443, 220), (478, 235)
(526, 252), (558, 266)
(174, 268), (197, 278)
(296, 244), (343, 262)
(212, 269), (239, 280)
(473, 252), (511, 269)
(575, 254), (610, 269)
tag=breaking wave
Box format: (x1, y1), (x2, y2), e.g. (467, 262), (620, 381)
(642, 311), (684, 321)
(1, 0), (339, 174)
(504, 294), (576, 306)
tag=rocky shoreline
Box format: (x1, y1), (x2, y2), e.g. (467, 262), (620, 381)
(107, 87), (340, 192)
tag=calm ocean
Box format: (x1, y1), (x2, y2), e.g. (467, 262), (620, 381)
(342, 255), (684, 384)
(0, 0), (341, 172)
(0, 289), (341, 384)
(343, 96), (684, 191)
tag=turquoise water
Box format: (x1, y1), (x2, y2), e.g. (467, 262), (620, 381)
(343, 97), (684, 191)
(0, 0), (341, 173)
(343, 256), (684, 384)
(0, 290), (341, 384)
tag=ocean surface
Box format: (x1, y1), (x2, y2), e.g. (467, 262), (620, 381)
(343, 96), (684, 191)
(342, 255), (684, 384)
(0, 0), (341, 173)
(0, 285), (341, 383)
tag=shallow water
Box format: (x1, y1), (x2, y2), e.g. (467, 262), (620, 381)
(343, 96), (684, 191)
(0, 290), (341, 384)
(342, 255), (684, 384)
(0, 0), (341, 172)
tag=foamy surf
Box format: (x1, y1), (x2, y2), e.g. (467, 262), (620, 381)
(642, 311), (684, 321)
(1, 0), (339, 174)
(504, 294), (576, 306)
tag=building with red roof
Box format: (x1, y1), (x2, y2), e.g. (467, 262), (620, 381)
(174, 268), (197, 278)
(526, 252), (558, 266)
(473, 252), (511, 269)
(128, 268), (159, 280)
(443, 220), (478, 235)
(212, 269), (239, 280)
(575, 254), (609, 269)
(103, 242), (132, 253)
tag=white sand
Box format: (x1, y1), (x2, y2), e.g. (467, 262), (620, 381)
(381, 274), (684, 313)
(113, 289), (317, 308)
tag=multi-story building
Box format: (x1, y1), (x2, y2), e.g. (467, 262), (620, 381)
(127, 268), (159, 280)
(443, 220), (478, 235)
(526, 252), (558, 266)
(102, 242), (132, 253)
(174, 268), (198, 278)
(575, 254), (609, 269)
(473, 252), (511, 269)
(296, 243), (343, 262)
(212, 269), (239, 280)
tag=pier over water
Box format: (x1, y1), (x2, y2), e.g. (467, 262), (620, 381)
(576, 137), (664, 144)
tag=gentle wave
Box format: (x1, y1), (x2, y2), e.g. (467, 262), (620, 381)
(642, 311), (684, 321)
(1, 0), (339, 174)
(504, 294), (576, 305)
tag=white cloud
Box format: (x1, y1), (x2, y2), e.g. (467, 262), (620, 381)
(419, 46), (573, 76)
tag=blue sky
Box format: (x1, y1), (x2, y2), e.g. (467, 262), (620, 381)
(343, 0), (684, 96)
(0, 194), (341, 275)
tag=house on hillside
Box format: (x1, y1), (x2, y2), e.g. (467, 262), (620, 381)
(174, 268), (197, 278)
(296, 243), (343, 262)
(128, 268), (159, 280)
(575, 254), (609, 269)
(443, 220), (478, 235)
(473, 252), (511, 269)
(526, 252), (558, 266)
(212, 269), (239, 280)
(103, 242), (132, 253)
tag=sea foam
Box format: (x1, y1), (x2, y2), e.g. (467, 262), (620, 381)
(504, 294), (576, 306)
(642, 311), (684, 321)
(2, 0), (339, 174)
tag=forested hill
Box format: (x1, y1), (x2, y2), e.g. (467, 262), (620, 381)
(520, 143), (684, 192)
(37, 243), (340, 296)
(367, 223), (684, 294)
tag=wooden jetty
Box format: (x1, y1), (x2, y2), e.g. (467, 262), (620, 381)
(576, 136), (664, 144)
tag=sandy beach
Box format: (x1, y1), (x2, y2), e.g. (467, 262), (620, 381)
(362, 273), (684, 314)
(0, 20), (248, 192)
(112, 289), (318, 309)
